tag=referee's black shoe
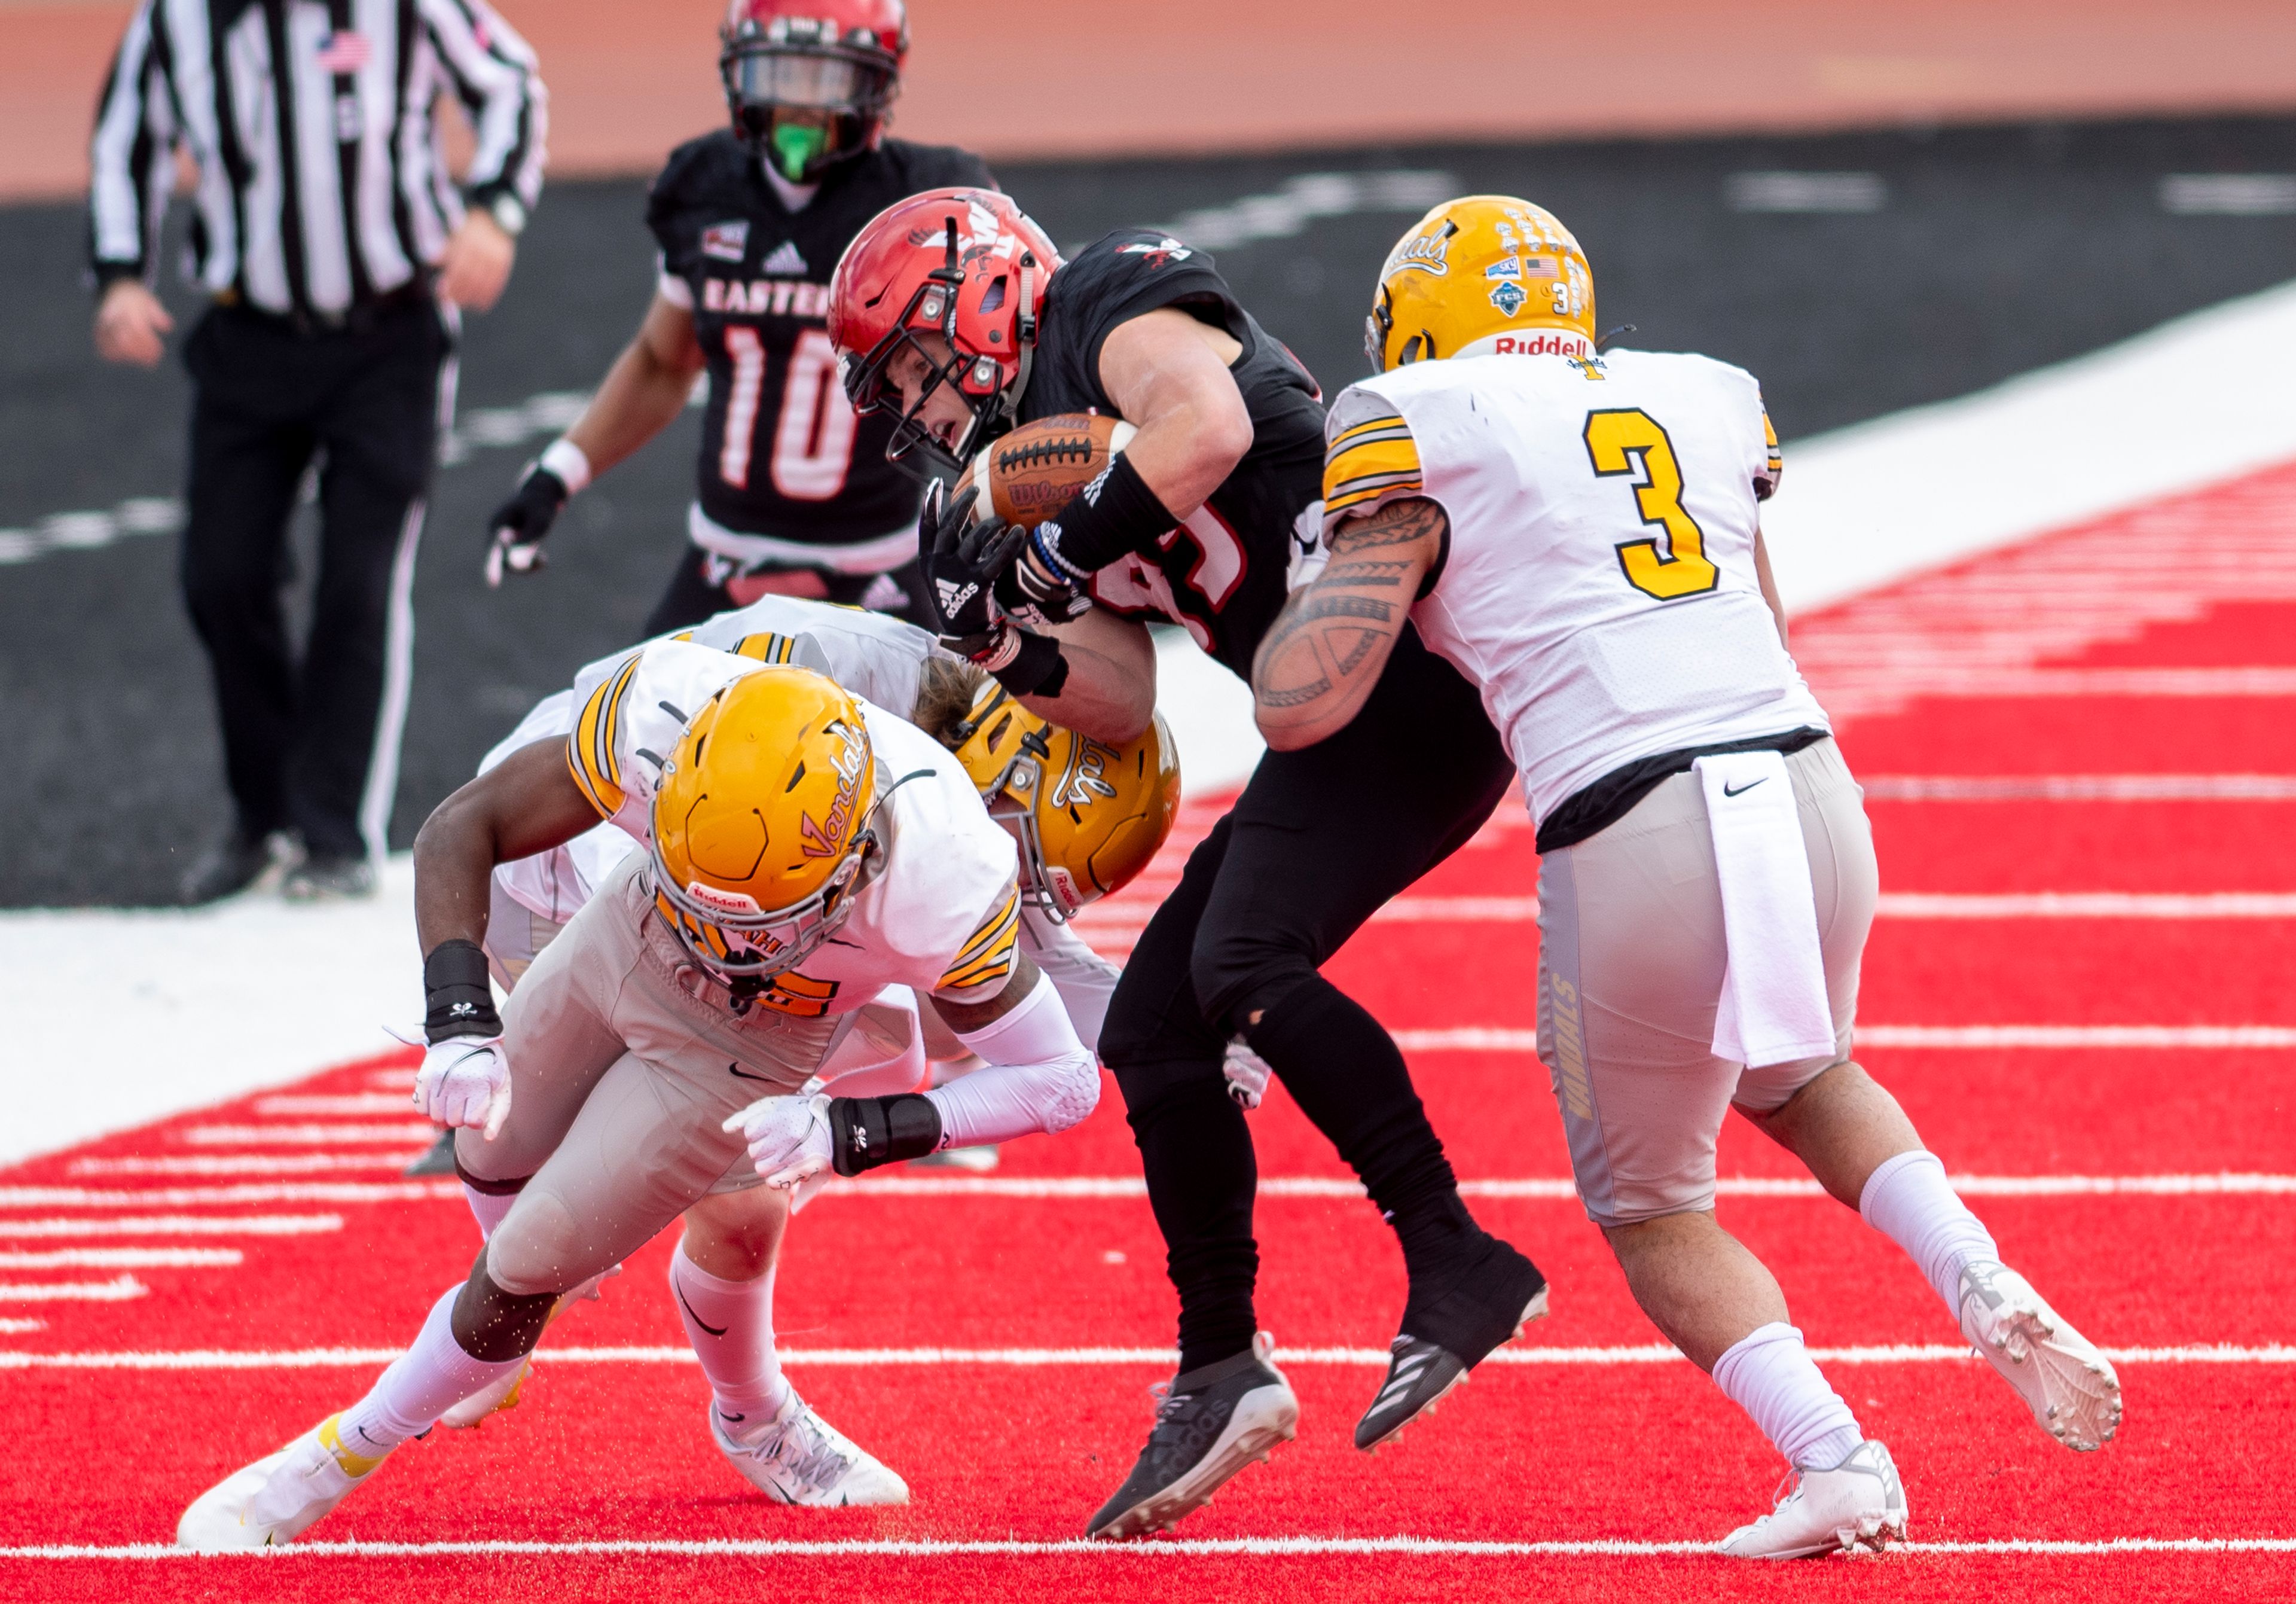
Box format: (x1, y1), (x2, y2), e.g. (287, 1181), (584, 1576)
(1086, 1334), (1298, 1539)
(1355, 1237), (1549, 1451)
(178, 826), (288, 905)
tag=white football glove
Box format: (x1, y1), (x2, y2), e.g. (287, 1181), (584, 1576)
(1224, 1038), (1272, 1111)
(414, 1035), (512, 1140)
(723, 1091), (835, 1188)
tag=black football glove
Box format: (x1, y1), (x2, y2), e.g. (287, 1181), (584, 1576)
(919, 481), (1025, 663)
(483, 465), (569, 587)
(995, 530), (1095, 630)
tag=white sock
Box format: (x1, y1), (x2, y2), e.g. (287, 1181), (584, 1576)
(1712, 1322), (1864, 1469)
(1860, 1149), (1999, 1312)
(462, 1181), (517, 1241)
(335, 1288), (526, 1460)
(670, 1241), (789, 1432)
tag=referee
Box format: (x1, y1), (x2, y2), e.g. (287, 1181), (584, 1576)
(88, 0), (546, 904)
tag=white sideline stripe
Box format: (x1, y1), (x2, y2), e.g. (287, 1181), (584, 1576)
(0, 1249), (240, 1269)
(0, 1184), (454, 1208)
(833, 1172), (2296, 1201)
(1849, 667), (2296, 697)
(4, 1343), (2289, 1371)
(8, 1536), (2296, 1560)
(1078, 892), (2296, 931)
(182, 1124), (441, 1146)
(1876, 892), (2296, 917)
(1863, 1025), (2296, 1048)
(0, 1216), (343, 1239)
(253, 1094), (417, 1116)
(0, 1319), (42, 1334)
(1862, 773), (2296, 801)
(69, 1156), (419, 1176)
(1391, 1026), (2296, 1051)
(0, 1276), (146, 1303)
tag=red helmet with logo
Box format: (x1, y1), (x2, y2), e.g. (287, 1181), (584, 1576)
(828, 187), (1061, 475)
(720, 0), (908, 184)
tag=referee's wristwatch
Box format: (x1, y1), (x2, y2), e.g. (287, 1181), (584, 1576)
(484, 194), (527, 238)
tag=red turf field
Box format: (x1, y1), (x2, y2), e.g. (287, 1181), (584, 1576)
(4, 466), (2294, 1599)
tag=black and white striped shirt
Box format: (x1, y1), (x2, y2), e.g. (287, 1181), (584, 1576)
(90, 0), (546, 318)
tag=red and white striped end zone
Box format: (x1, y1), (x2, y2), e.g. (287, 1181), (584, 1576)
(5, 458), (2296, 1601)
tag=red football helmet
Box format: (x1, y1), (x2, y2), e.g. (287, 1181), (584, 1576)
(829, 188), (1061, 475)
(720, 0), (908, 184)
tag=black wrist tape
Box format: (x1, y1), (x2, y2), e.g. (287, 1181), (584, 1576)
(829, 1093), (943, 1176)
(988, 631), (1069, 699)
(423, 938), (502, 1044)
(1039, 453), (1173, 577)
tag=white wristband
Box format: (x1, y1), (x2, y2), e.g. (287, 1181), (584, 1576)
(538, 437), (592, 496)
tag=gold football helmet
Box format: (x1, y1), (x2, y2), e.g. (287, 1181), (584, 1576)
(947, 682), (1179, 920)
(1365, 196), (1595, 371)
(650, 666), (878, 980)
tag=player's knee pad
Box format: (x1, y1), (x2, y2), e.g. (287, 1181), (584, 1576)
(1110, 1056), (1234, 1130)
(450, 1245), (558, 1362)
(1189, 923), (1315, 1040)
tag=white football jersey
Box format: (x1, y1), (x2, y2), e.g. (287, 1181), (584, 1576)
(482, 596), (944, 923)
(1322, 349), (1828, 826)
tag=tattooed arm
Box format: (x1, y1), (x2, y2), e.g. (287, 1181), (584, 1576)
(1250, 496), (1447, 751)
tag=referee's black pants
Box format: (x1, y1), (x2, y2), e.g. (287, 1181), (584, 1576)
(1099, 627), (1521, 1373)
(179, 297), (450, 860)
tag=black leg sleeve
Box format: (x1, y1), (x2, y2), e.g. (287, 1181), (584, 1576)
(1102, 813), (1259, 1372)
(1193, 628), (1519, 1285)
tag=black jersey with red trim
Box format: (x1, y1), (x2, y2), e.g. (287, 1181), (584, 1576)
(649, 133), (993, 545)
(1019, 229), (1326, 676)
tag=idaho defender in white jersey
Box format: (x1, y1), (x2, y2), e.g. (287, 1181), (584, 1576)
(1253, 196), (2121, 1559)
(179, 656), (1133, 1548)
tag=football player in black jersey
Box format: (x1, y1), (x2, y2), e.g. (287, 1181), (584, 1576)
(481, 0), (987, 633)
(832, 190), (1551, 1538)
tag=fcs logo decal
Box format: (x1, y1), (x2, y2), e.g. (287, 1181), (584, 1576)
(1488, 280), (1527, 316)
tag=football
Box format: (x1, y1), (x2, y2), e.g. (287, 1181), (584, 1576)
(957, 412), (1138, 527)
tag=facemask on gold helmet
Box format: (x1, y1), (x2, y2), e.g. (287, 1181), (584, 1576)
(946, 683), (1178, 920)
(649, 667), (878, 981)
(1365, 196), (1595, 372)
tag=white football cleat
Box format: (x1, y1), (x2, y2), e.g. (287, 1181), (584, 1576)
(1719, 1439), (1908, 1560)
(709, 1389), (909, 1507)
(176, 1414), (387, 1550)
(1957, 1260), (2121, 1451)
(438, 1356), (532, 1428)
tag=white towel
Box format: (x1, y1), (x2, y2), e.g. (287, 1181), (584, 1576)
(1694, 749), (1836, 1068)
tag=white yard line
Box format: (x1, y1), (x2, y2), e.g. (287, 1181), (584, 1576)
(1392, 1025), (2296, 1051)
(181, 1124), (440, 1146)
(252, 1094), (421, 1117)
(0, 1275), (146, 1303)
(826, 1172), (2296, 1201)
(3, 1343), (2287, 1372)
(7, 1536), (2294, 1559)
(1861, 774), (2296, 800)
(0, 1184), (453, 1208)
(0, 1216), (343, 1238)
(68, 1156), (419, 1176)
(0, 1249), (240, 1269)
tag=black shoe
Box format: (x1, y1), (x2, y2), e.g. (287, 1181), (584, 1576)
(404, 1129), (459, 1177)
(179, 828), (288, 904)
(282, 853), (377, 902)
(1085, 1334), (1298, 1540)
(1355, 1237), (1549, 1451)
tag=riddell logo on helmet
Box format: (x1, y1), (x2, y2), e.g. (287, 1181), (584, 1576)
(1490, 332), (1591, 357)
(685, 880), (764, 916)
